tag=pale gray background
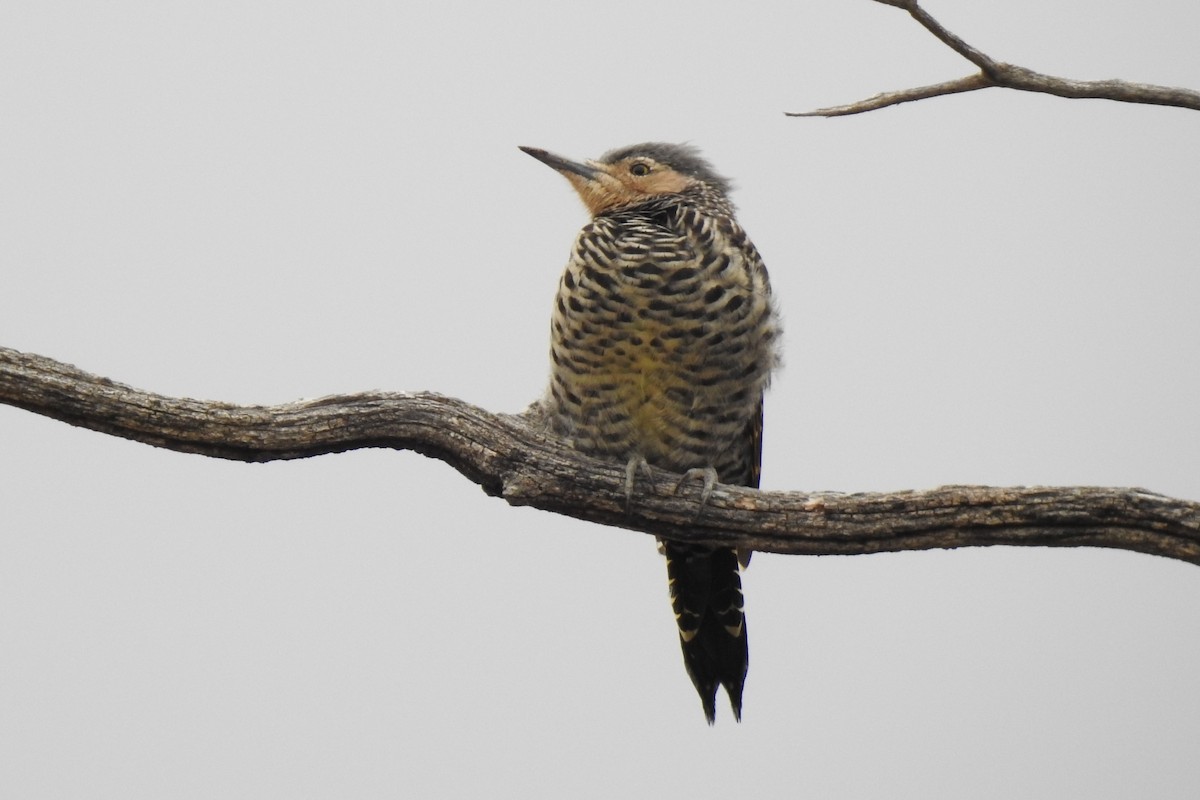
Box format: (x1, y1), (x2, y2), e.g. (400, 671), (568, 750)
(2, 1), (1199, 797)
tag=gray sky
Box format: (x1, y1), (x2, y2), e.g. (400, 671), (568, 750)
(3, 1), (1199, 797)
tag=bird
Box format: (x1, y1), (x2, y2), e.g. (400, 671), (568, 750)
(520, 142), (780, 723)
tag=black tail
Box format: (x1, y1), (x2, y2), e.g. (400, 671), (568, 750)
(663, 542), (748, 724)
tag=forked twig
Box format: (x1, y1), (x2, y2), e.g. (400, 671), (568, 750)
(790, 0), (1200, 116)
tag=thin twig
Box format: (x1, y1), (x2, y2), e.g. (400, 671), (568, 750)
(790, 74), (992, 118)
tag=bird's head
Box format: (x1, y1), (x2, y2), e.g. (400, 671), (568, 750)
(519, 142), (731, 216)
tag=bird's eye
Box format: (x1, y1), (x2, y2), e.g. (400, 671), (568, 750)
(629, 162), (651, 176)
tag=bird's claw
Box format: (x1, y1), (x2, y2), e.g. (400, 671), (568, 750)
(674, 466), (719, 517)
(624, 455), (655, 512)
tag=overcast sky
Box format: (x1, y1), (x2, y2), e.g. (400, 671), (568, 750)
(3, 1), (1199, 797)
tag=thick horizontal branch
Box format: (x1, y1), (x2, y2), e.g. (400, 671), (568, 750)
(3, 346), (1199, 566)
(789, 0), (1200, 116)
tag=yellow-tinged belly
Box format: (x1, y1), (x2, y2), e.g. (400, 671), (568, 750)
(567, 327), (713, 458)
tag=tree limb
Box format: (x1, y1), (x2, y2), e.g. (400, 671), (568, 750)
(3, 346), (1198, 566)
(789, 0), (1200, 116)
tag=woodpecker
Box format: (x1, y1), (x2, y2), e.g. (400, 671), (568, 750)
(521, 142), (779, 723)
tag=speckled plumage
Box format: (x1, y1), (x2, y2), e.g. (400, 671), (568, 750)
(523, 143), (780, 723)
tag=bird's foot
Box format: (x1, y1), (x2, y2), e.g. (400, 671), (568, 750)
(623, 455), (655, 513)
(674, 466), (719, 515)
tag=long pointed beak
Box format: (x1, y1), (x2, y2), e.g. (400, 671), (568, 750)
(519, 146), (599, 179)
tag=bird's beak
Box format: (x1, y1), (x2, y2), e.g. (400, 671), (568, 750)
(519, 146), (600, 180)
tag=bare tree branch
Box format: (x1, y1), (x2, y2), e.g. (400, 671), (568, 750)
(789, 0), (1200, 116)
(3, 346), (1198, 567)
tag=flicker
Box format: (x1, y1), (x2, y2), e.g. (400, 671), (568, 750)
(521, 142), (779, 722)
